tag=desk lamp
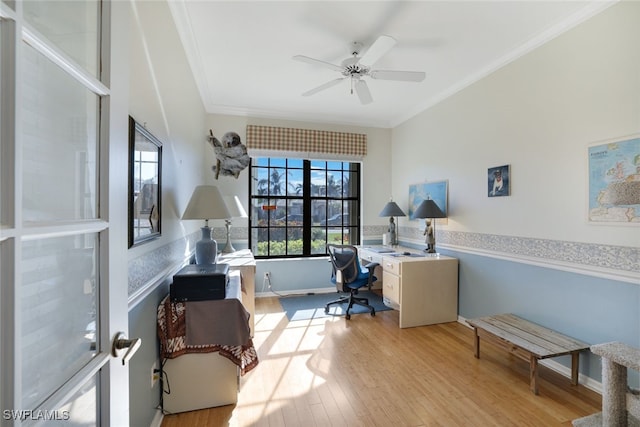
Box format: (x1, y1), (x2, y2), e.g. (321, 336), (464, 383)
(379, 198), (406, 246)
(222, 195), (248, 253)
(413, 199), (446, 253)
(182, 185), (231, 264)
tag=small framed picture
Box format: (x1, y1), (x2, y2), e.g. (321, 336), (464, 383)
(488, 165), (510, 197)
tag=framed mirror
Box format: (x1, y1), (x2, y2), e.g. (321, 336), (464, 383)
(128, 116), (162, 248)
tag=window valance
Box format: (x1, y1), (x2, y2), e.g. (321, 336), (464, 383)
(246, 125), (367, 159)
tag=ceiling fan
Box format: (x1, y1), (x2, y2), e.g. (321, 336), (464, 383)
(293, 35), (425, 105)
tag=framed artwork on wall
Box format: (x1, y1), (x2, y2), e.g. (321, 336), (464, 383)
(588, 134), (640, 223)
(408, 180), (448, 220)
(488, 165), (510, 197)
(128, 116), (163, 247)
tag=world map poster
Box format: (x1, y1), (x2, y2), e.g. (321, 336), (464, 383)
(588, 135), (640, 223)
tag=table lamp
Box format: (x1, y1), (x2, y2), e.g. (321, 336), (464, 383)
(413, 199), (446, 253)
(222, 195), (248, 253)
(379, 198), (406, 246)
(182, 185), (231, 264)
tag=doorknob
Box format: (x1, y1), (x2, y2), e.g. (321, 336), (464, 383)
(111, 332), (142, 365)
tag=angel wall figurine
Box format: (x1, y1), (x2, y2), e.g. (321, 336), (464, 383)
(207, 129), (250, 179)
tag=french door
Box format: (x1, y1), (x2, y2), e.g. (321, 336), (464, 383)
(0, 1), (130, 426)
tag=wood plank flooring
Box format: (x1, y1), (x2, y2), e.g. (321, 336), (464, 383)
(161, 295), (601, 427)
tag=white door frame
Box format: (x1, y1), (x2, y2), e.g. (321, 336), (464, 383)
(0, 1), (131, 425)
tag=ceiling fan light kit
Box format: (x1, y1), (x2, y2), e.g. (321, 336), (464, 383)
(293, 34), (426, 105)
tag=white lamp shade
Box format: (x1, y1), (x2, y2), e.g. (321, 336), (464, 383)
(182, 185), (231, 220)
(223, 195), (248, 219)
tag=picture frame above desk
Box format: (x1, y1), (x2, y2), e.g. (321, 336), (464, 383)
(408, 180), (448, 221)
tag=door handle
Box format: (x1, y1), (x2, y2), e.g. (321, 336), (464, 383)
(111, 332), (142, 365)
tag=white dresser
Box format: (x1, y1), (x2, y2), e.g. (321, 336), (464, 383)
(161, 250), (257, 413)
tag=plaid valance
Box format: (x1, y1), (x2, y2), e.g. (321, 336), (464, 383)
(246, 125), (367, 159)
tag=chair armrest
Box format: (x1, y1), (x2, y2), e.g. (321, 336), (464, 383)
(363, 262), (379, 289)
(363, 262), (379, 272)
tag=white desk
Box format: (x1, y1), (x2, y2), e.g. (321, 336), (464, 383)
(359, 246), (458, 328)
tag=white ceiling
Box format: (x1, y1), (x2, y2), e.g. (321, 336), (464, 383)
(168, 1), (614, 129)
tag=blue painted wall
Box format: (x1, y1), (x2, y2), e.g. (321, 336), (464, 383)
(442, 248), (639, 385)
(255, 257), (334, 295)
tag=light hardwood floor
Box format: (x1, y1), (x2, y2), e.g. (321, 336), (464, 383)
(161, 295), (601, 427)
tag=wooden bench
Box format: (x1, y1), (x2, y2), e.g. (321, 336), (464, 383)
(466, 313), (590, 395)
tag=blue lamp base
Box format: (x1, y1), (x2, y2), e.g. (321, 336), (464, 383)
(195, 226), (218, 264)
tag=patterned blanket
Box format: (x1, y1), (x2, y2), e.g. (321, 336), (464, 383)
(157, 295), (259, 375)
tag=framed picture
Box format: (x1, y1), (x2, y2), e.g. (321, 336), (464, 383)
(408, 180), (448, 220)
(128, 116), (163, 247)
(588, 134), (640, 223)
(488, 165), (510, 197)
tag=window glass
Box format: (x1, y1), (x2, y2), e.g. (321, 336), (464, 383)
(287, 158), (303, 168)
(2, 1), (15, 11)
(268, 168), (286, 196)
(250, 158), (360, 258)
(21, 42), (98, 222)
(21, 234), (98, 409)
(286, 168), (303, 196)
(23, 0), (99, 77)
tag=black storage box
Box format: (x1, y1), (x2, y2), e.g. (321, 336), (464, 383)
(170, 264), (229, 302)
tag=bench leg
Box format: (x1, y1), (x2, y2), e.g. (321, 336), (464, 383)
(473, 328), (480, 359)
(529, 356), (539, 395)
(571, 352), (579, 386)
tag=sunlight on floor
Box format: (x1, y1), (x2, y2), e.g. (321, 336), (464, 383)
(229, 310), (354, 424)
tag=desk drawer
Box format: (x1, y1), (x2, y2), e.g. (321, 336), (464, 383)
(382, 271), (400, 306)
(382, 257), (402, 275)
(360, 251), (382, 265)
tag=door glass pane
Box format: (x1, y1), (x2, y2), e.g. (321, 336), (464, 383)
(21, 234), (98, 409)
(44, 375), (97, 427)
(0, 18), (3, 227)
(21, 42), (98, 222)
(22, 0), (99, 77)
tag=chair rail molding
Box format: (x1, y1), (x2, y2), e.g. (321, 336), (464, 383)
(400, 227), (639, 285)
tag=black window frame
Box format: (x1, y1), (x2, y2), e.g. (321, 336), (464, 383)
(248, 157), (361, 259)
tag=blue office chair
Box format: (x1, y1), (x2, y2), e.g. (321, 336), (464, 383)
(325, 244), (379, 319)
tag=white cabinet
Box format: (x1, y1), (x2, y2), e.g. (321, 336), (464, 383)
(161, 250), (257, 413)
(360, 247), (458, 328)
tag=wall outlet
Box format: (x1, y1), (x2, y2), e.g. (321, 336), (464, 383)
(151, 361), (160, 388)
(264, 272), (270, 280)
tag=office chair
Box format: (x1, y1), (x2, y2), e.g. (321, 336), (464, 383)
(325, 244), (379, 320)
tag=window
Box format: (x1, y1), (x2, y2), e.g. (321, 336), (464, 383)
(249, 158), (361, 258)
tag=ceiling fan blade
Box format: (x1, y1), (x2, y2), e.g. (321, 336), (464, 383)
(370, 69), (426, 82)
(358, 34), (396, 67)
(293, 55), (343, 72)
(302, 78), (345, 97)
(355, 80), (373, 105)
